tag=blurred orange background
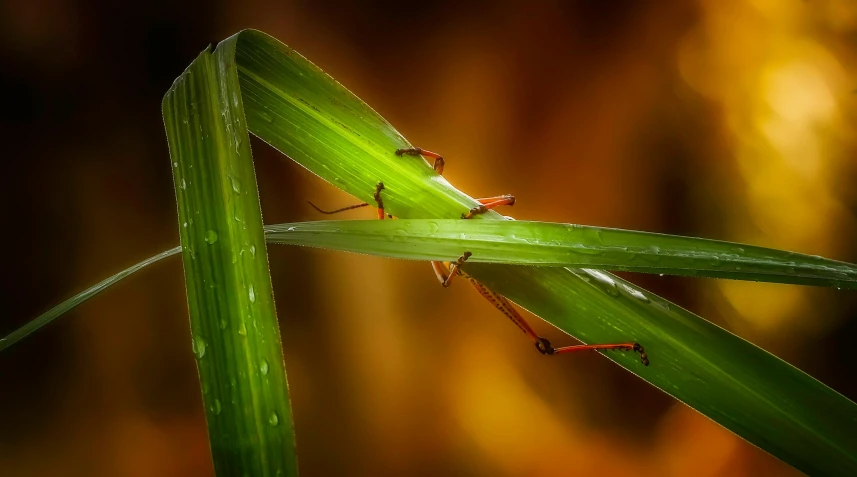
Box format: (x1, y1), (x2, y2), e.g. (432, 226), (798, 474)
(2, 1), (856, 476)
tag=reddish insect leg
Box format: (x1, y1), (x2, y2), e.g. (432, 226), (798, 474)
(432, 252), (472, 288)
(396, 146), (515, 219)
(463, 194), (516, 219)
(306, 181), (388, 219)
(470, 279), (649, 365)
(469, 279), (546, 346)
(553, 342), (649, 366)
(396, 147), (445, 175)
(372, 182), (386, 220)
(307, 201), (369, 215)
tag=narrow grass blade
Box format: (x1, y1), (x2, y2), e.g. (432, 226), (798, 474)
(233, 30), (857, 475)
(0, 247), (180, 352)
(265, 220), (857, 288)
(162, 39), (296, 476)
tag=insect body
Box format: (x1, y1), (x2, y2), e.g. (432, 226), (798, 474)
(309, 147), (649, 365)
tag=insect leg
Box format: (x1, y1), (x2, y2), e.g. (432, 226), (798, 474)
(306, 201), (370, 214)
(308, 182), (389, 219)
(430, 252), (472, 289)
(372, 182), (386, 220)
(396, 147), (445, 175)
(463, 194), (516, 219)
(470, 280), (649, 365)
(551, 342), (649, 366)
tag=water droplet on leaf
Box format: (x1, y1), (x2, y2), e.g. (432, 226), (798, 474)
(230, 175), (242, 194)
(193, 336), (207, 359)
(585, 270), (620, 297)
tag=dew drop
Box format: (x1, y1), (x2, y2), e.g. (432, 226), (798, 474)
(623, 284), (651, 303)
(230, 175), (242, 194)
(260, 359), (269, 376)
(238, 320), (247, 336)
(269, 411), (279, 427)
(205, 230), (218, 244)
(586, 270), (620, 297)
(193, 336), (207, 359)
(211, 399), (222, 416)
(250, 245), (256, 257)
(180, 179), (187, 190)
(219, 318), (227, 330)
(248, 285), (256, 303)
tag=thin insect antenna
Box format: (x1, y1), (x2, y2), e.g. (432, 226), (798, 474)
(306, 200), (370, 215)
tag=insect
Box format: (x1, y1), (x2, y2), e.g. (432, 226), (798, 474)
(309, 147), (649, 365)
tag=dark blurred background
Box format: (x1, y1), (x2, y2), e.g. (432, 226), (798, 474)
(2, 1), (856, 475)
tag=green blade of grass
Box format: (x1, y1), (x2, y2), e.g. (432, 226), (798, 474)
(12, 209), (857, 353)
(265, 219), (857, 288)
(233, 30), (857, 475)
(14, 208), (857, 354)
(162, 39), (296, 476)
(0, 247), (181, 352)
